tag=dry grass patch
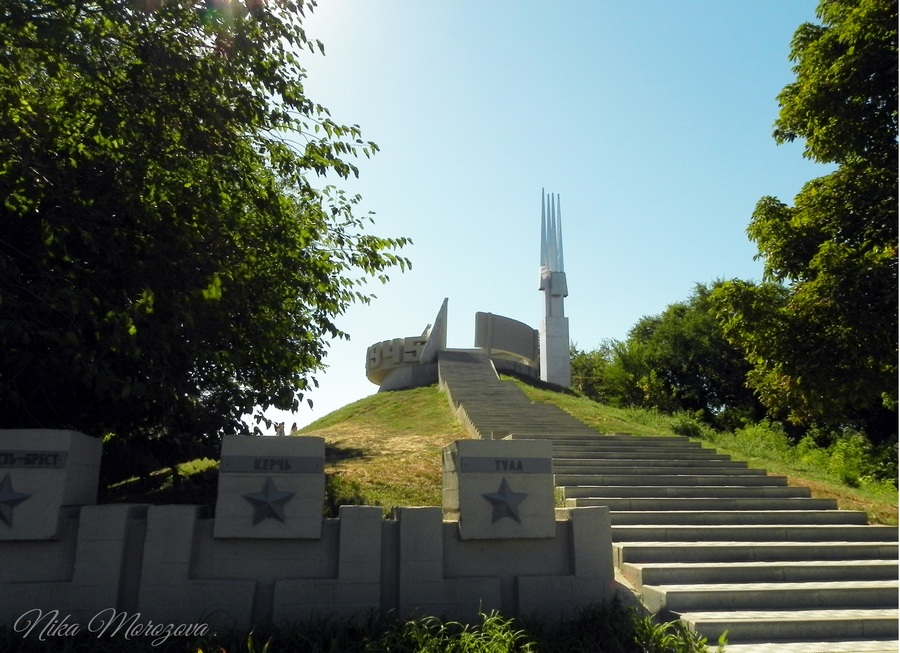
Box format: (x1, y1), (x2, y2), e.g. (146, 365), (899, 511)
(301, 385), (468, 514)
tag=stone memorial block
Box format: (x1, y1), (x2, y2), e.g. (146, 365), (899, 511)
(214, 434), (325, 539)
(0, 430), (101, 540)
(442, 439), (555, 540)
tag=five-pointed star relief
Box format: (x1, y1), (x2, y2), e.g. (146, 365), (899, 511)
(481, 477), (527, 524)
(242, 476), (295, 525)
(0, 473), (31, 527)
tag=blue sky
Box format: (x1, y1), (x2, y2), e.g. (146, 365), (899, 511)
(266, 0), (831, 430)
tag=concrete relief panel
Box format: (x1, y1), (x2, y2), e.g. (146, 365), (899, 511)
(0, 430), (101, 540)
(443, 439), (555, 540)
(214, 435), (325, 539)
(365, 336), (428, 385)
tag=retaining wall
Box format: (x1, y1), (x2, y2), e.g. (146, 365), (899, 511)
(0, 430), (613, 635)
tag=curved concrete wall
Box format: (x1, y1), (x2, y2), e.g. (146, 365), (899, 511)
(474, 312), (539, 368)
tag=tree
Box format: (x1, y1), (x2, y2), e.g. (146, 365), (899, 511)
(625, 284), (762, 426)
(570, 340), (641, 408)
(0, 0), (410, 464)
(713, 0), (897, 439)
(573, 284), (764, 428)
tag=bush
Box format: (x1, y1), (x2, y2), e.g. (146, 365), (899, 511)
(729, 421), (793, 460)
(323, 473), (367, 518)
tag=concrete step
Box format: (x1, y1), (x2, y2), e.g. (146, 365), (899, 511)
(553, 462), (763, 475)
(563, 485), (812, 499)
(552, 455), (752, 465)
(545, 433), (697, 443)
(551, 449), (732, 460)
(609, 510), (868, 526)
(439, 351), (900, 651)
(622, 560), (900, 588)
(570, 497), (840, 511)
(555, 473), (788, 487)
(614, 541), (899, 565)
(548, 438), (706, 448)
(680, 608), (899, 644)
(642, 580), (899, 613)
(612, 524), (898, 543)
(723, 639), (900, 652)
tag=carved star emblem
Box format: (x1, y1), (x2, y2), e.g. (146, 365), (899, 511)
(0, 473), (31, 528)
(481, 477), (528, 524)
(242, 476), (295, 525)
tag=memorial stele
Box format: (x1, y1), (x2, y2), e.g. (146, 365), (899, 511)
(365, 189), (571, 390)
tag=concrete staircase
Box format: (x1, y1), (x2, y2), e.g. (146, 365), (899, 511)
(437, 350), (899, 652)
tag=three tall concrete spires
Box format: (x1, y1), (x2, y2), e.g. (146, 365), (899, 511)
(364, 189), (572, 390)
(538, 189), (571, 387)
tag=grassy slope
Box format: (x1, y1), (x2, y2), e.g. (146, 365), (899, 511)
(301, 385), (470, 513)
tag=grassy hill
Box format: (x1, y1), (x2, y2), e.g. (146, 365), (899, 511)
(107, 378), (897, 525)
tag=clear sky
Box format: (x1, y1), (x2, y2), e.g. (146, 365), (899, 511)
(264, 0), (832, 430)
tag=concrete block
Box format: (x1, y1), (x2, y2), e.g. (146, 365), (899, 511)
(518, 575), (606, 620)
(518, 574), (575, 618)
(191, 519), (340, 581)
(69, 504), (148, 619)
(337, 505), (382, 583)
(138, 505), (256, 630)
(0, 518), (79, 625)
(0, 504), (146, 630)
(399, 577), (501, 622)
(443, 440), (555, 539)
(214, 435), (325, 539)
(140, 505), (200, 584)
(570, 506), (613, 580)
(396, 507), (443, 581)
(0, 430), (101, 540)
(274, 578), (380, 622)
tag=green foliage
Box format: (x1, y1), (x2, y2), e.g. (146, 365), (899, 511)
(0, 1), (410, 459)
(528, 602), (720, 653)
(371, 612), (536, 653)
(796, 428), (898, 490)
(712, 0), (898, 437)
(705, 420), (898, 494)
(570, 339), (642, 408)
(323, 472), (366, 518)
(2, 602), (722, 652)
(728, 420), (795, 460)
(630, 614), (723, 653)
(573, 283), (764, 429)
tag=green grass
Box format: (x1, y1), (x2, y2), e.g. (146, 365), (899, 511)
(302, 385), (470, 515)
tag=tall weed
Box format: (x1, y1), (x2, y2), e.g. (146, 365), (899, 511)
(728, 420), (793, 460)
(702, 420), (896, 495)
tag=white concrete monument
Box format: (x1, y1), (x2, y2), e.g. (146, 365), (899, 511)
(442, 439), (555, 539)
(214, 434), (325, 539)
(365, 299), (448, 391)
(0, 430), (101, 540)
(539, 189), (571, 387)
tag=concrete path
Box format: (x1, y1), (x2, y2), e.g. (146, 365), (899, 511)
(437, 350), (899, 652)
